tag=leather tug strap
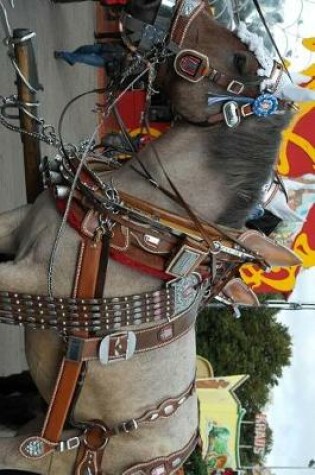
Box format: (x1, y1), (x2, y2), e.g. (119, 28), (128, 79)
(20, 236), (106, 464)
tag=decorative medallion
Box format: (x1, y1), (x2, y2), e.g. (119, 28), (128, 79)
(21, 438), (45, 458)
(151, 465), (166, 475)
(158, 324), (174, 342)
(223, 101), (241, 128)
(169, 273), (200, 315)
(252, 93), (278, 117)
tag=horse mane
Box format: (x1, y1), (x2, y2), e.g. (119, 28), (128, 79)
(207, 111), (293, 228)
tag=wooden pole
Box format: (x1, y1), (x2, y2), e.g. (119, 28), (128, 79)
(13, 28), (43, 203)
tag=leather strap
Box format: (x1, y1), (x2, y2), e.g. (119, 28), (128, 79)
(74, 423), (106, 475)
(65, 305), (197, 364)
(123, 431), (198, 475)
(0, 286), (176, 331)
(38, 239), (103, 444)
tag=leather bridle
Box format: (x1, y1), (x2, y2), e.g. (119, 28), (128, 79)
(121, 0), (294, 128)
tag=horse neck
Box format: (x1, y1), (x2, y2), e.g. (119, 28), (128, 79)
(114, 121), (232, 224)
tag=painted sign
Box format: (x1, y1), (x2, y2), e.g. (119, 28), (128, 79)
(253, 413), (267, 456)
(197, 375), (249, 472)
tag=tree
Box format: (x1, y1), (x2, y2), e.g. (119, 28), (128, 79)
(196, 301), (292, 413)
(184, 448), (208, 475)
(197, 296), (292, 472)
(195, 298), (292, 466)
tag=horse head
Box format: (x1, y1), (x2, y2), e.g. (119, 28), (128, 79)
(153, 0), (315, 121)
(121, 0), (307, 227)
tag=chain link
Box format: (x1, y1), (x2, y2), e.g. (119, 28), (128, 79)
(0, 95), (60, 147)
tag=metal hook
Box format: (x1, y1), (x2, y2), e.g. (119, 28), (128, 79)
(0, 102), (19, 119)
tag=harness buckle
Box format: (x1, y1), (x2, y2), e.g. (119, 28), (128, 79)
(99, 331), (137, 365)
(266, 61), (284, 93)
(240, 103), (253, 118)
(66, 336), (85, 362)
(58, 436), (81, 452)
(227, 80), (245, 95)
(174, 49), (209, 83)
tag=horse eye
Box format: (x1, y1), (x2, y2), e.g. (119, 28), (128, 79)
(234, 53), (247, 74)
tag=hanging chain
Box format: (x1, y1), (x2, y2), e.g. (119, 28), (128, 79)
(0, 95), (61, 147)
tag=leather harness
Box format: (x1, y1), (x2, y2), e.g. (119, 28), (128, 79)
(8, 0), (298, 473)
(17, 132), (299, 471)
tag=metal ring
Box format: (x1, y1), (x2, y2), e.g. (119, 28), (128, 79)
(83, 422), (109, 451)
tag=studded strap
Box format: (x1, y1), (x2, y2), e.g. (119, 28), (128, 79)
(123, 430), (198, 475)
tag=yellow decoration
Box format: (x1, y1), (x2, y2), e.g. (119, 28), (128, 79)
(240, 265), (298, 293)
(283, 58), (291, 69)
(301, 64), (315, 80)
(302, 37), (315, 52)
(278, 104), (315, 175)
(196, 356), (214, 379)
(293, 233), (315, 268)
(129, 126), (162, 138)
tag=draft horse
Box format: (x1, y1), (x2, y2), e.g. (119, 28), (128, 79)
(0, 0), (306, 473)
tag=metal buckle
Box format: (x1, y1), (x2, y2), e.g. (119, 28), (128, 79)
(266, 61), (283, 93)
(119, 419), (138, 433)
(223, 101), (240, 128)
(166, 245), (208, 277)
(174, 49), (209, 83)
(240, 103), (253, 118)
(58, 436), (81, 453)
(66, 336), (85, 362)
(99, 331), (137, 365)
(167, 273), (201, 316)
(227, 80), (245, 95)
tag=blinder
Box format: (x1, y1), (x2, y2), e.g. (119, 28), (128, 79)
(174, 49), (209, 83)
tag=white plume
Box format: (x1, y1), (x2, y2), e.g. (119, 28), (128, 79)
(236, 22), (315, 103)
(237, 22), (274, 78)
